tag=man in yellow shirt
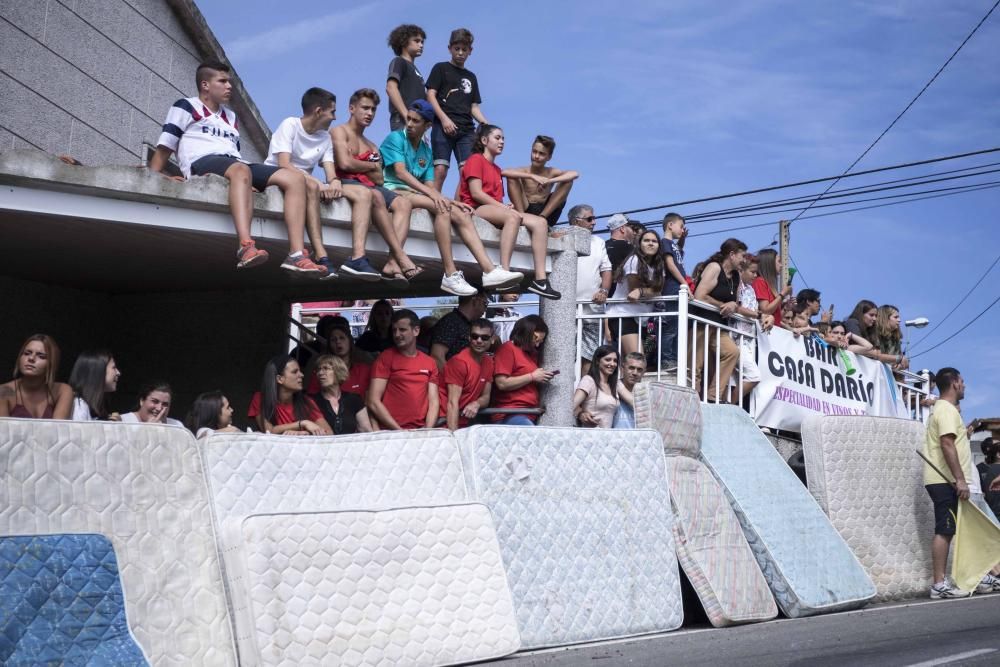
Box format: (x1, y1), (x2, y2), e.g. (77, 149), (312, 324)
(923, 367), (1000, 597)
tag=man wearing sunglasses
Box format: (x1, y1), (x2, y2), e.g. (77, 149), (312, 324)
(568, 204), (612, 375)
(439, 318), (495, 430)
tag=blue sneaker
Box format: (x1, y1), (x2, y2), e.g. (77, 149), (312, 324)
(339, 256), (381, 282)
(316, 256), (338, 280)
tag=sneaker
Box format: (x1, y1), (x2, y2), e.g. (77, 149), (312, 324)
(976, 574), (1000, 594)
(339, 256), (382, 282)
(482, 267), (525, 290)
(236, 240), (268, 269)
(441, 270), (478, 296)
(527, 278), (561, 300)
(316, 256), (338, 280)
(930, 581), (972, 599)
(280, 251), (325, 276)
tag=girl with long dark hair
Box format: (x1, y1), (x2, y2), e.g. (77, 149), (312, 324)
(0, 334), (74, 419)
(692, 238), (746, 403)
(573, 345), (623, 428)
(356, 300), (395, 354)
(752, 248), (792, 327)
(185, 390), (240, 437)
(68, 350), (120, 420)
(248, 354), (331, 435)
(608, 229), (667, 356)
(492, 315), (554, 425)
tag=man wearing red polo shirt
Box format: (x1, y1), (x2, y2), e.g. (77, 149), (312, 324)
(439, 318), (495, 431)
(367, 309), (439, 429)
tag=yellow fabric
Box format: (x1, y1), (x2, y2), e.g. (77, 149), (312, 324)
(922, 401), (974, 490)
(951, 499), (1000, 592)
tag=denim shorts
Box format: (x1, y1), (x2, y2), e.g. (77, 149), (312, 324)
(431, 124), (475, 167)
(190, 155), (280, 192)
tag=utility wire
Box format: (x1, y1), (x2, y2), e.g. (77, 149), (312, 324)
(908, 252), (1000, 351)
(909, 293), (1000, 359)
(786, 0), (1000, 225)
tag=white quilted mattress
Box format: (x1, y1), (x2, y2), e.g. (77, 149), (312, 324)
(200, 430), (469, 665)
(700, 406), (876, 617)
(801, 415), (934, 601)
(241, 505), (521, 666)
(0, 418), (237, 665)
(632, 381), (702, 456)
(456, 425), (683, 648)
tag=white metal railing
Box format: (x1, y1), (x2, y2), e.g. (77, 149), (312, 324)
(894, 368), (933, 423)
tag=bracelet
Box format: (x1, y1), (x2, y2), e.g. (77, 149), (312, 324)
(298, 420), (303, 430)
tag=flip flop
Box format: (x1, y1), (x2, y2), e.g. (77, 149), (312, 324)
(402, 265), (425, 280)
(380, 271), (409, 285)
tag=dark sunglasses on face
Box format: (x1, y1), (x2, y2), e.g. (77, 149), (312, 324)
(469, 333), (492, 341)
(576, 215), (596, 222)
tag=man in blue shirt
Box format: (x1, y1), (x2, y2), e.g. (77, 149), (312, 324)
(380, 100), (522, 296)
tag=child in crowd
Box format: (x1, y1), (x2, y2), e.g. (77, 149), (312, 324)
(184, 390), (240, 437)
(503, 136), (578, 228)
(380, 100), (523, 295)
(68, 350), (120, 421)
(876, 304), (910, 370)
(120, 381), (182, 426)
(265, 87), (343, 278)
(658, 212), (689, 366)
(150, 61), (324, 275)
(458, 124), (560, 299)
(573, 346), (624, 429)
(608, 229), (666, 356)
(789, 302), (816, 337)
(492, 315), (554, 425)
(845, 299), (879, 346)
(331, 89), (423, 282)
(426, 28), (486, 192)
(385, 24), (427, 132)
(752, 248), (792, 328)
(249, 354), (331, 435)
(730, 254), (771, 403)
(824, 321), (877, 356)
(0, 334), (74, 419)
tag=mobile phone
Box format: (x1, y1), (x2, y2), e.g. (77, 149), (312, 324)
(550, 369), (560, 375)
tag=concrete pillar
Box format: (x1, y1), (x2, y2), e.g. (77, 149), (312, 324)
(539, 226), (590, 427)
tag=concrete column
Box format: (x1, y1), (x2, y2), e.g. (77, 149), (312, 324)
(539, 226), (590, 427)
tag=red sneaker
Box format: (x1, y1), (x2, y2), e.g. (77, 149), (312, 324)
(236, 240), (269, 269)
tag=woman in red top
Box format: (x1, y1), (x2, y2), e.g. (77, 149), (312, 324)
(492, 315), (555, 425)
(306, 321), (373, 397)
(458, 124), (560, 300)
(0, 334), (74, 419)
(249, 354), (331, 435)
(752, 248), (791, 327)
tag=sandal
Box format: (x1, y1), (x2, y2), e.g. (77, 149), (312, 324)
(380, 270), (409, 285)
(402, 265), (425, 280)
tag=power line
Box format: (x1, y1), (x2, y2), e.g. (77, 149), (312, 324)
(560, 146), (1000, 224)
(786, 0), (1000, 225)
(910, 293), (1000, 359)
(909, 252), (1000, 352)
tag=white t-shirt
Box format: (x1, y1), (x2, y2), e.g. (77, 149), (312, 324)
(264, 117), (334, 173)
(608, 256), (654, 317)
(156, 97), (242, 177)
(576, 235), (612, 308)
(120, 411), (183, 427)
(72, 396), (96, 421)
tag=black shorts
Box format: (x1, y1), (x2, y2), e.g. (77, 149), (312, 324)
(190, 155), (280, 192)
(527, 199), (565, 228)
(925, 483), (958, 536)
(339, 178), (398, 209)
(612, 316), (640, 338)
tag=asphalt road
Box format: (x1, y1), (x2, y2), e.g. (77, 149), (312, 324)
(483, 595), (1000, 667)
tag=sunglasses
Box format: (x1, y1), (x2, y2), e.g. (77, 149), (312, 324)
(576, 215), (596, 222)
(470, 333), (492, 341)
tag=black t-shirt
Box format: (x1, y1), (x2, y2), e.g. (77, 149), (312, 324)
(431, 309), (471, 360)
(425, 62), (481, 132)
(310, 391), (364, 435)
(356, 330), (392, 355)
(697, 262), (740, 324)
(605, 239), (632, 297)
(387, 57), (426, 130)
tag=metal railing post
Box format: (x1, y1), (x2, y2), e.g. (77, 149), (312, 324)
(676, 286), (689, 387)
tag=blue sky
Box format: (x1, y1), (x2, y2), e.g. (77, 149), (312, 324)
(199, 0), (1000, 414)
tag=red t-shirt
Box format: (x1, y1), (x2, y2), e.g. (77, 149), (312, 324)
(247, 391), (324, 426)
(459, 153), (504, 207)
(751, 276), (782, 327)
(491, 341), (540, 423)
(438, 348), (495, 427)
(371, 347), (438, 429)
(306, 361), (372, 396)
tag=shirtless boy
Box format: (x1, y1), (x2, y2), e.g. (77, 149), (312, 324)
(330, 88), (423, 282)
(503, 135), (578, 228)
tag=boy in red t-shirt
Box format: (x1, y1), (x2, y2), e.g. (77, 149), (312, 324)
(368, 309), (439, 429)
(439, 318), (495, 430)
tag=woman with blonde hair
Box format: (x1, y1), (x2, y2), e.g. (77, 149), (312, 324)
(0, 334), (74, 419)
(876, 304), (909, 370)
(309, 354), (372, 435)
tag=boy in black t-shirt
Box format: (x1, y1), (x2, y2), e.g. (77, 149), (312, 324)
(386, 24), (427, 132)
(426, 28), (487, 192)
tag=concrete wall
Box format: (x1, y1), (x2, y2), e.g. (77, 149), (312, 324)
(0, 0), (264, 165)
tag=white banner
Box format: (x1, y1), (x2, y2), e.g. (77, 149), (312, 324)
(753, 328), (906, 432)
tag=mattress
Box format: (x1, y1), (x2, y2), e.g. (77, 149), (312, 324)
(0, 533), (148, 666)
(0, 419), (236, 665)
(665, 457), (778, 626)
(456, 425), (683, 648)
(200, 430), (469, 666)
(633, 381), (702, 456)
(241, 505), (521, 666)
(801, 415), (934, 601)
(699, 406), (876, 617)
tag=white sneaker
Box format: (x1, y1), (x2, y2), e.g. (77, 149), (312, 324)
(441, 271), (478, 296)
(930, 580), (972, 599)
(482, 267), (524, 290)
(976, 574), (1000, 594)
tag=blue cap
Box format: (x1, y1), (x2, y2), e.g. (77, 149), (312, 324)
(409, 99), (435, 122)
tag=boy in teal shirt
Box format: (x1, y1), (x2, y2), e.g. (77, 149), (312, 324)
(380, 101), (522, 296)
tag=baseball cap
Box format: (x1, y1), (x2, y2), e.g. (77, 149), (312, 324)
(607, 213), (630, 231)
(409, 99), (435, 122)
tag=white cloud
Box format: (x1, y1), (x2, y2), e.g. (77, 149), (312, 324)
(225, 5), (381, 61)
